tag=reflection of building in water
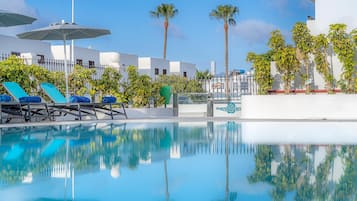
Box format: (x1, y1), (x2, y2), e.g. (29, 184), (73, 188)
(22, 172), (33, 183)
(172, 122), (256, 157)
(0, 122), (257, 186)
(40, 163), (71, 178)
(270, 145), (345, 184)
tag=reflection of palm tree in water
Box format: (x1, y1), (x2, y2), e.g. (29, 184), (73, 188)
(225, 124), (229, 201)
(224, 122), (238, 201)
(164, 160), (169, 201)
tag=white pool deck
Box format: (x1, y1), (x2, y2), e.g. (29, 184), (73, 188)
(2, 95), (357, 129)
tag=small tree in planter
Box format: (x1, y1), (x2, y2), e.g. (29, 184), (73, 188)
(246, 52), (273, 95)
(292, 22), (314, 93)
(0, 55), (32, 93)
(49, 71), (66, 95)
(268, 30), (300, 94)
(328, 23), (355, 93)
(124, 65), (153, 107)
(91, 67), (124, 103)
(68, 64), (95, 96)
(313, 34), (334, 93)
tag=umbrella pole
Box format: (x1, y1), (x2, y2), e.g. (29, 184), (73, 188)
(63, 35), (69, 102)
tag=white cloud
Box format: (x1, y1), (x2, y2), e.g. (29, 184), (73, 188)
(152, 20), (187, 40)
(268, 0), (313, 15)
(169, 24), (187, 40)
(232, 20), (278, 44)
(300, 0), (314, 8)
(270, 0), (289, 10)
(0, 0), (36, 17)
(0, 0), (38, 36)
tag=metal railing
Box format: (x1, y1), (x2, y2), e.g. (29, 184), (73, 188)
(0, 53), (106, 80)
(199, 75), (258, 100)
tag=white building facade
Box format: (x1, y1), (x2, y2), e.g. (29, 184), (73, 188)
(307, 0), (356, 90)
(52, 45), (100, 68)
(138, 57), (170, 79)
(169, 61), (196, 79)
(271, 0), (357, 91)
(100, 52), (139, 82)
(0, 34), (197, 81)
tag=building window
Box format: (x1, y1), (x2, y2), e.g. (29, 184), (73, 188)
(154, 68), (159, 75)
(76, 59), (83, 66)
(163, 69), (167, 75)
(183, 72), (187, 77)
(11, 52), (20, 57)
(89, 60), (95, 68)
(37, 54), (45, 64)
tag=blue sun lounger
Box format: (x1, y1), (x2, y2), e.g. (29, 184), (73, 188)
(2, 82), (50, 122)
(40, 82), (97, 120)
(40, 82), (127, 120)
(40, 139), (65, 157)
(3, 144), (24, 161)
(0, 94), (23, 123)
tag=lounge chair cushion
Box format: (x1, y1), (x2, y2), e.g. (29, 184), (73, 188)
(70, 95), (90, 103)
(102, 96), (116, 103)
(0, 94), (11, 102)
(19, 96), (42, 103)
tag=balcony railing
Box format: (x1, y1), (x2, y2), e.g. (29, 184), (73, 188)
(0, 53), (107, 80)
(199, 75), (258, 100)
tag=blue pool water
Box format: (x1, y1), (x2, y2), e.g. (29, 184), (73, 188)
(0, 121), (357, 201)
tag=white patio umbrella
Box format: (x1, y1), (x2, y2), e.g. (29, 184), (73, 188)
(17, 20), (111, 101)
(0, 9), (36, 27)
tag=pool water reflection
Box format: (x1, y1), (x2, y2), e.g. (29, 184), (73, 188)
(0, 121), (357, 201)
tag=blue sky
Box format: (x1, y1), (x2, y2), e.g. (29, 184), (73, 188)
(1, 0), (314, 74)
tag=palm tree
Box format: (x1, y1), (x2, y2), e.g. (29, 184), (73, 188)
(210, 5), (239, 97)
(150, 3), (178, 60)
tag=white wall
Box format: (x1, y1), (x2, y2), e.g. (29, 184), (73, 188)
(311, 0), (357, 35)
(100, 52), (139, 81)
(271, 0), (357, 91)
(100, 52), (138, 68)
(138, 57), (170, 78)
(51, 45), (100, 67)
(241, 121), (357, 144)
(241, 94), (357, 119)
(170, 61), (196, 79)
(0, 34), (53, 58)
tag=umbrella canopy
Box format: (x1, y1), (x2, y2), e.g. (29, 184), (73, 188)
(17, 21), (111, 101)
(17, 21), (111, 40)
(0, 9), (36, 27)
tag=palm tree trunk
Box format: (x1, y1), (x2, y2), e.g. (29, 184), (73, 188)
(224, 22), (229, 97)
(163, 20), (168, 60)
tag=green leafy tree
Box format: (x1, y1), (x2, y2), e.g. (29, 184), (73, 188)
(328, 24), (355, 92)
(210, 4), (239, 97)
(124, 65), (153, 107)
(313, 34), (334, 92)
(248, 145), (274, 183)
(0, 56), (53, 97)
(91, 67), (124, 102)
(155, 74), (204, 94)
(49, 71), (66, 95)
(196, 70), (213, 80)
(0, 56), (32, 93)
(269, 30), (300, 94)
(246, 52), (273, 94)
(150, 3), (178, 60)
(350, 29), (357, 91)
(68, 64), (95, 96)
(292, 22), (314, 93)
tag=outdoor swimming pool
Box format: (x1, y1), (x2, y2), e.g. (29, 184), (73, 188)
(0, 121), (357, 201)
